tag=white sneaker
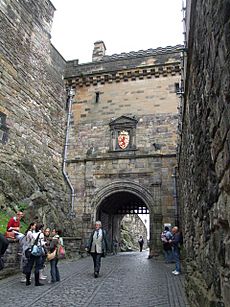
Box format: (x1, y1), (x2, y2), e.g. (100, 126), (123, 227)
(173, 271), (180, 275)
(172, 270), (177, 274)
(39, 274), (47, 280)
(21, 277), (31, 282)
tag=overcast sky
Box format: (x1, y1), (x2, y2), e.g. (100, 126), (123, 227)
(50, 0), (183, 64)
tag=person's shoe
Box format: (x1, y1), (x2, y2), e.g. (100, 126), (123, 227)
(26, 280), (31, 286)
(94, 272), (98, 278)
(39, 274), (47, 280)
(48, 280), (55, 284)
(172, 270), (177, 274)
(21, 277), (26, 283)
(173, 271), (180, 275)
(35, 283), (44, 286)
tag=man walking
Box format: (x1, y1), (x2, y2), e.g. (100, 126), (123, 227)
(86, 221), (108, 278)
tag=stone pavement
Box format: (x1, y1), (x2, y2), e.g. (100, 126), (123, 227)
(0, 251), (189, 307)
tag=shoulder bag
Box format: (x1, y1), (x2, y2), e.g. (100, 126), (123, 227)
(47, 249), (57, 261)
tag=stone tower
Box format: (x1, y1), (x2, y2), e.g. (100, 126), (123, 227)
(92, 41), (106, 62)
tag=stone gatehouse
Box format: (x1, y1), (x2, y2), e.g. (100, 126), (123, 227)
(64, 42), (182, 253)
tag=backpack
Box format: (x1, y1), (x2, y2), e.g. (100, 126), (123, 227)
(160, 231), (169, 243)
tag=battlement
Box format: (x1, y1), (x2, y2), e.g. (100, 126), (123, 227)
(65, 44), (183, 87)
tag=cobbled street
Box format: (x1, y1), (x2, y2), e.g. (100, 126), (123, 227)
(0, 251), (189, 307)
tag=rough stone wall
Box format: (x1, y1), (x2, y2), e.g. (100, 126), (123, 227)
(0, 240), (21, 279)
(120, 214), (148, 251)
(178, 0), (230, 306)
(0, 0), (71, 231)
(65, 47), (181, 250)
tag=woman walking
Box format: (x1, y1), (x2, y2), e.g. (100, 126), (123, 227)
(86, 221), (108, 278)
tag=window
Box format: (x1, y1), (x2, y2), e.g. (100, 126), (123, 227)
(0, 112), (8, 144)
(0, 112), (6, 126)
(175, 83), (180, 94)
(95, 92), (100, 103)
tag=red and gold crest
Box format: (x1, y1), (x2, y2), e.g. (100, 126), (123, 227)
(118, 130), (129, 149)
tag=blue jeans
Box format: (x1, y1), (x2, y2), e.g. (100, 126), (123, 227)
(173, 248), (181, 272)
(50, 258), (60, 282)
(164, 249), (173, 262)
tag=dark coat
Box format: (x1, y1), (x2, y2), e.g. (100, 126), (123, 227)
(87, 229), (108, 255)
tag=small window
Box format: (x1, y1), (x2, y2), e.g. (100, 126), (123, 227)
(0, 112), (6, 126)
(95, 92), (100, 103)
(175, 83), (180, 94)
(0, 112), (8, 144)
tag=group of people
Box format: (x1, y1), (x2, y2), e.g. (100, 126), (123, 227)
(1, 213), (109, 280)
(0, 211), (64, 286)
(21, 224), (63, 286)
(161, 225), (183, 275)
(1, 212), (184, 281)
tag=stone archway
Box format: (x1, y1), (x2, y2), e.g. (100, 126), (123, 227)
(91, 181), (159, 255)
(92, 181), (152, 213)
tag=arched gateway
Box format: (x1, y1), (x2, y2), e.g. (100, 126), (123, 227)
(91, 181), (161, 255)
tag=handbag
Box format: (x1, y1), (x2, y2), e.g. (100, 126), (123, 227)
(47, 249), (57, 261)
(57, 245), (65, 259)
(31, 245), (44, 257)
(30, 233), (44, 257)
(5, 231), (16, 239)
(25, 247), (32, 259)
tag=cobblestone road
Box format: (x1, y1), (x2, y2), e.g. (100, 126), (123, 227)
(0, 251), (189, 307)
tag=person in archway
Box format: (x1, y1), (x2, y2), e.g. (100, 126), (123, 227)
(86, 221), (108, 278)
(138, 235), (144, 252)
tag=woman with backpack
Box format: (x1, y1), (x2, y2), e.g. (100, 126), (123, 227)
(24, 223), (45, 286)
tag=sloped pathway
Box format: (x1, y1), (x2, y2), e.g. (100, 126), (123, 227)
(0, 251), (189, 307)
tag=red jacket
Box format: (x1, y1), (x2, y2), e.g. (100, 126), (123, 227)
(7, 217), (20, 231)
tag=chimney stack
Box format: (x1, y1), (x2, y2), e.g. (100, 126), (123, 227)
(92, 41), (106, 62)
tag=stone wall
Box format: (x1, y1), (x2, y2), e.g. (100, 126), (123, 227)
(0, 0), (73, 232)
(120, 214), (148, 251)
(0, 240), (21, 280)
(178, 0), (230, 306)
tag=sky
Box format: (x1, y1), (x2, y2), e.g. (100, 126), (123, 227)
(50, 0), (184, 64)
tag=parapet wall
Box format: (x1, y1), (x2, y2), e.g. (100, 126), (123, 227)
(178, 0), (230, 305)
